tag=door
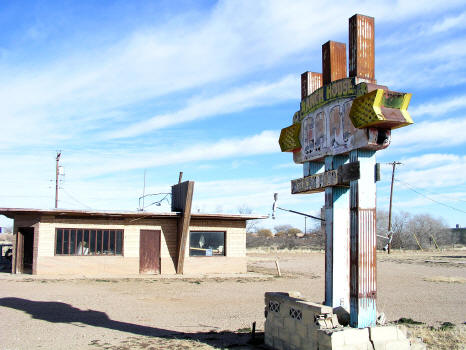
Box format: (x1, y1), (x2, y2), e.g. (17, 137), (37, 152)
(15, 227), (34, 274)
(139, 230), (161, 274)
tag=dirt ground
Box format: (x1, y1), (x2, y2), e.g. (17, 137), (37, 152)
(0, 250), (465, 349)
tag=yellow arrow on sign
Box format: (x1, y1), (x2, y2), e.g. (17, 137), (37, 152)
(279, 123), (301, 152)
(349, 89), (413, 129)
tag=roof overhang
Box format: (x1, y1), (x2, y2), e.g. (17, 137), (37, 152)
(0, 208), (267, 221)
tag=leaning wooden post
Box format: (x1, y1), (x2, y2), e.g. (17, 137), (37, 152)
(172, 180), (194, 274)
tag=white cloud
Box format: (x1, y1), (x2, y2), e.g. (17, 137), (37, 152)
(399, 153), (461, 169)
(104, 75), (297, 139)
(0, 0), (463, 149)
(397, 155), (466, 189)
(391, 117), (466, 151)
(409, 95), (466, 117)
(394, 189), (466, 214)
(51, 130), (281, 178)
(431, 11), (466, 33)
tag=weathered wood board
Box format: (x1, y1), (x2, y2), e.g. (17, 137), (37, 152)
(291, 161), (360, 194)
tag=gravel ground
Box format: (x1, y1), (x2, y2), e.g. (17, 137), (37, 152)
(0, 250), (464, 349)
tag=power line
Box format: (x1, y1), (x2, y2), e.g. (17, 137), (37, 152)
(414, 187), (466, 204)
(395, 179), (466, 214)
(61, 189), (93, 210)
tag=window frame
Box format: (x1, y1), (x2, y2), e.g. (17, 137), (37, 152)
(54, 228), (124, 256)
(189, 230), (226, 257)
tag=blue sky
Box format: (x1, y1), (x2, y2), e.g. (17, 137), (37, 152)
(0, 0), (465, 231)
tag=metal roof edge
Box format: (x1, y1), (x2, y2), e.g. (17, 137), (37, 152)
(0, 208), (268, 221)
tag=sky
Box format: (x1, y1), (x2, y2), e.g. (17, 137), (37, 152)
(0, 0), (465, 231)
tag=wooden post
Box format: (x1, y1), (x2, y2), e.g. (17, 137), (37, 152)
(388, 162), (401, 254)
(349, 149), (377, 328)
(172, 181), (194, 274)
(324, 155), (350, 312)
(275, 259), (281, 277)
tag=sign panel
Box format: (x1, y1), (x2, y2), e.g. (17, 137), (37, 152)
(279, 78), (412, 163)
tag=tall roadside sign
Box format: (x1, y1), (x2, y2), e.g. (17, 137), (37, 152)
(278, 14), (413, 328)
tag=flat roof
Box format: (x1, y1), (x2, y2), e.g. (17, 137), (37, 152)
(0, 208), (267, 221)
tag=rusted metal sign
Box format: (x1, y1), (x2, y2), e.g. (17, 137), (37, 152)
(279, 14), (413, 164)
(278, 13), (414, 329)
(279, 75), (412, 161)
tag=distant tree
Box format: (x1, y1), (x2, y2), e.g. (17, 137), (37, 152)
(287, 228), (303, 237)
(274, 225), (293, 235)
(407, 213), (449, 249)
(256, 228), (273, 238)
(238, 205), (258, 233)
(377, 211), (449, 250)
(376, 210), (389, 249)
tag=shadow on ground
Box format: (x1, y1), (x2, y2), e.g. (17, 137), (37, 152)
(0, 297), (264, 349)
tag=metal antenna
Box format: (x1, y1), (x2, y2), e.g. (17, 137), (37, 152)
(272, 193), (324, 221)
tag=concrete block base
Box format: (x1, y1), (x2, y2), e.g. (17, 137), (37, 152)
(264, 292), (425, 350)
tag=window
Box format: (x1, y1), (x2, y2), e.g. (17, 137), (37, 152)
(189, 231), (225, 257)
(55, 228), (123, 255)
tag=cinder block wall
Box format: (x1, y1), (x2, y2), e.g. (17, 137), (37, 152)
(264, 292), (414, 350)
(264, 292), (338, 349)
(36, 216), (179, 275)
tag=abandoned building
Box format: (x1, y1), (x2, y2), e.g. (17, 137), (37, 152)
(0, 181), (265, 276)
(0, 208), (263, 276)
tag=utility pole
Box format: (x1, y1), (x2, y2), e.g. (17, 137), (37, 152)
(142, 169), (147, 211)
(387, 161), (401, 254)
(55, 151), (61, 208)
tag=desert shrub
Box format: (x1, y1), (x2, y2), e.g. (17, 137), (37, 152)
(256, 228), (273, 238)
(247, 227), (324, 250)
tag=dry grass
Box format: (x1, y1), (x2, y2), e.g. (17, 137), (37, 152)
(406, 324), (466, 350)
(423, 276), (466, 284)
(247, 247), (323, 254)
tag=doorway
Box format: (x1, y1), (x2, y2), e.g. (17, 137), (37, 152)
(15, 227), (34, 274)
(139, 230), (161, 274)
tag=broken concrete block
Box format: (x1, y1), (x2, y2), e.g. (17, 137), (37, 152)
(369, 326), (398, 342)
(343, 327), (370, 345)
(317, 329), (345, 347)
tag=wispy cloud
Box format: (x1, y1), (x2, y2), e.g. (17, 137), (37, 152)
(68, 130), (281, 177)
(104, 75), (297, 139)
(431, 11), (466, 33)
(398, 154), (466, 189)
(391, 117), (466, 151)
(409, 95), (466, 117)
(399, 153), (462, 169)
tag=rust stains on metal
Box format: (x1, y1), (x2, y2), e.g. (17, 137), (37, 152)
(349, 14), (375, 83)
(322, 41), (347, 85)
(301, 71), (323, 100)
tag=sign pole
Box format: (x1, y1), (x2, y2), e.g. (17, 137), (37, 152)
(349, 149), (377, 327)
(324, 155), (350, 312)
